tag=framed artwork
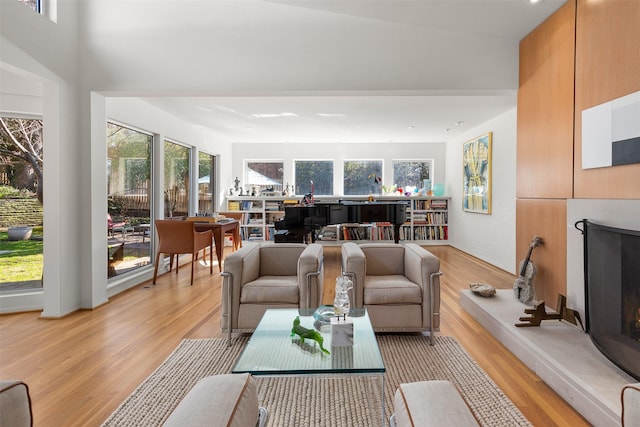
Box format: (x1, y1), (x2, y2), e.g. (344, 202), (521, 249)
(462, 132), (492, 214)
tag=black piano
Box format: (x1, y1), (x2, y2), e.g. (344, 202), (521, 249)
(274, 201), (408, 243)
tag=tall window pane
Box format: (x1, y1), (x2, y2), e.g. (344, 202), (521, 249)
(246, 161), (283, 194)
(164, 140), (191, 218)
(107, 123), (152, 278)
(393, 160), (433, 190)
(344, 160), (382, 196)
(198, 152), (216, 215)
(0, 116), (44, 292)
(294, 160), (333, 196)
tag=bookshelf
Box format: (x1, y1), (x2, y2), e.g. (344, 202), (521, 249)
(224, 195), (449, 244)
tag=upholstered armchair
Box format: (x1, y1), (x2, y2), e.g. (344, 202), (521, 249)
(341, 242), (442, 344)
(221, 242), (324, 344)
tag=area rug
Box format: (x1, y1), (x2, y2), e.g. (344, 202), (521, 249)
(102, 335), (531, 426)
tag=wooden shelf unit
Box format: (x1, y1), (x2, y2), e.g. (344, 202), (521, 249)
(224, 195), (449, 245)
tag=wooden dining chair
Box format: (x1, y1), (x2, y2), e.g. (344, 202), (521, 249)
(152, 219), (214, 286)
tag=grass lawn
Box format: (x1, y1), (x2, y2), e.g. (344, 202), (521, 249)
(0, 227), (44, 284)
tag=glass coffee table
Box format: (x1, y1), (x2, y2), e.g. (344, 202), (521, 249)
(232, 308), (386, 425)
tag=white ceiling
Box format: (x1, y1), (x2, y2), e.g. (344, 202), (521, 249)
(5, 0), (567, 144)
(129, 0), (565, 144)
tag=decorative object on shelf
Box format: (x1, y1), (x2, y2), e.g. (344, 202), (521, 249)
(433, 183), (445, 197)
(381, 184), (397, 195)
(421, 179), (432, 196)
(515, 294), (584, 329)
(334, 276), (353, 316)
(230, 176), (241, 196)
(463, 132), (492, 214)
(469, 283), (496, 297)
(282, 183), (293, 197)
(513, 236), (543, 304)
(291, 316), (330, 354)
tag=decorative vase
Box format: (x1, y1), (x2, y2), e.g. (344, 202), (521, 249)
(334, 276), (353, 316)
(433, 183), (445, 196)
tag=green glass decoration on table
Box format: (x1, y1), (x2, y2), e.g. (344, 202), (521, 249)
(291, 316), (330, 354)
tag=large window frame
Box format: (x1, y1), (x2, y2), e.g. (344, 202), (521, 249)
(293, 160), (334, 196)
(198, 151), (217, 215)
(392, 159), (434, 192)
(163, 139), (192, 218)
(343, 159), (383, 196)
(245, 160), (284, 195)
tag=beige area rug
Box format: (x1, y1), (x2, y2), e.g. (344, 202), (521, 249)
(102, 335), (531, 426)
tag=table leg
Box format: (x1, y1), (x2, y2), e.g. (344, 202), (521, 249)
(213, 229), (223, 272)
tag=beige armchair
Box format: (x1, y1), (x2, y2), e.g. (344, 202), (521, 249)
(341, 242), (442, 343)
(221, 242), (324, 345)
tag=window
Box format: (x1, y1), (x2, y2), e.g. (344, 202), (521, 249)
(0, 116), (44, 292)
(294, 160), (333, 195)
(164, 140), (191, 218)
(198, 152), (216, 215)
(106, 123), (152, 279)
(246, 161), (283, 193)
(343, 160), (382, 196)
(392, 160), (433, 191)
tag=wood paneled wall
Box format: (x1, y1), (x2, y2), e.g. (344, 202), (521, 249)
(516, 1), (576, 309)
(517, 0), (576, 199)
(517, 0), (640, 310)
(573, 0), (640, 198)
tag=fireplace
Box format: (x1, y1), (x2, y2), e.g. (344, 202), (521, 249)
(578, 219), (640, 381)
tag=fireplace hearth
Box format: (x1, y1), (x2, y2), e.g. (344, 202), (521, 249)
(577, 219), (640, 381)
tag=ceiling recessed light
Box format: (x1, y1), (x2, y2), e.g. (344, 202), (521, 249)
(408, 126), (414, 130)
(445, 128), (452, 133)
(456, 121), (465, 126)
(251, 112), (298, 118)
(317, 113), (346, 117)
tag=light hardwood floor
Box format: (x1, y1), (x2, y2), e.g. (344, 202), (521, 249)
(0, 245), (589, 426)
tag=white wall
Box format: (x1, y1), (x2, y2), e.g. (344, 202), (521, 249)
(231, 142), (446, 196)
(445, 108), (517, 274)
(1, 0), (84, 315)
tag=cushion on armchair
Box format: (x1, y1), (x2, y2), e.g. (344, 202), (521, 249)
(364, 275), (422, 305)
(392, 381), (479, 427)
(163, 374), (263, 427)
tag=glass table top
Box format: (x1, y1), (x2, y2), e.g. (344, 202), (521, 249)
(231, 308), (385, 376)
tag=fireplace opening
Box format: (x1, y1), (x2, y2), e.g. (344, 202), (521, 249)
(577, 219), (640, 381)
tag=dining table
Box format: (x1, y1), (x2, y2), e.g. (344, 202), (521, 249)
(191, 219), (242, 271)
